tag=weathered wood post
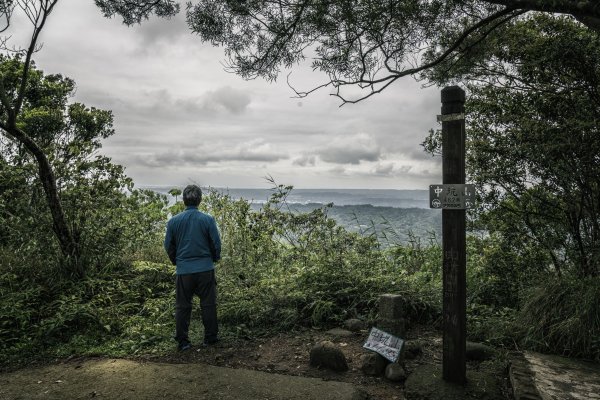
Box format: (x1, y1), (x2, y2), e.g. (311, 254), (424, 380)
(441, 86), (466, 384)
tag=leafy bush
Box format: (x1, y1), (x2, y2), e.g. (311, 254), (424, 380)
(199, 185), (443, 331)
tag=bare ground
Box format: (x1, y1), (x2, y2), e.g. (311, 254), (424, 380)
(0, 326), (512, 400)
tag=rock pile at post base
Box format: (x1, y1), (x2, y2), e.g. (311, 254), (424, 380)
(358, 293), (415, 382)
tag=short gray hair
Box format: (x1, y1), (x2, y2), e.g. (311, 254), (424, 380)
(183, 185), (202, 206)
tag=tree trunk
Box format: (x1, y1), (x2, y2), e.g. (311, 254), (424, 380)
(8, 125), (84, 278)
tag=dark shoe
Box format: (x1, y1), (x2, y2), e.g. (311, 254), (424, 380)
(178, 341), (192, 351)
(201, 338), (220, 347)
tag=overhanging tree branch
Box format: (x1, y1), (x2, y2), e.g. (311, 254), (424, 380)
(292, 6), (523, 104)
(14, 0), (57, 117)
(485, 0), (600, 18)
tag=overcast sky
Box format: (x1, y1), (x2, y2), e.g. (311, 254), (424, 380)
(8, 0), (443, 189)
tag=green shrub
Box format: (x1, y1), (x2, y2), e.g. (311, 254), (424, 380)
(517, 277), (600, 360)
(7, 182), (597, 365)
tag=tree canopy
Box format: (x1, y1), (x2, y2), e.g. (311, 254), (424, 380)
(424, 14), (600, 278)
(0, 0), (178, 274)
(0, 58), (167, 276)
(184, 0), (600, 103)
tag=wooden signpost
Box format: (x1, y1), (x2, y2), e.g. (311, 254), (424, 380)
(429, 86), (467, 384)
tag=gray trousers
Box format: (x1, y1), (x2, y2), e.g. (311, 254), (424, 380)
(175, 269), (218, 344)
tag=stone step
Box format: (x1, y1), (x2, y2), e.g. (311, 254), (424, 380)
(509, 351), (600, 400)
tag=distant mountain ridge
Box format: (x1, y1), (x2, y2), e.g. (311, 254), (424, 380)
(144, 186), (430, 209)
(145, 186), (440, 245)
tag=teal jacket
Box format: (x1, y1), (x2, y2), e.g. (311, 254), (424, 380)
(164, 206), (221, 275)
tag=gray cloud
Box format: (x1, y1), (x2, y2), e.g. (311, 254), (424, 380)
(142, 86), (251, 118)
(138, 139), (287, 167)
(292, 154), (316, 167)
(373, 162), (394, 176)
(372, 163), (413, 176)
(131, 10), (189, 47)
(317, 133), (381, 164)
(82, 86), (252, 126)
(328, 166), (347, 175)
(408, 145), (438, 161)
(201, 86), (252, 115)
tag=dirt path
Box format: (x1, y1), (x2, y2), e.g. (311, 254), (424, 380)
(0, 358), (365, 400)
(0, 328), (510, 400)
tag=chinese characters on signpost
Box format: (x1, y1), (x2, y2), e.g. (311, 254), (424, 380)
(429, 184), (475, 209)
(363, 327), (404, 362)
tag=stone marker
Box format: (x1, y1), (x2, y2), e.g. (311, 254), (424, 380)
(379, 294), (404, 319)
(385, 363), (407, 382)
(378, 294), (407, 337)
(310, 341), (348, 372)
(376, 318), (406, 338)
(360, 352), (388, 376)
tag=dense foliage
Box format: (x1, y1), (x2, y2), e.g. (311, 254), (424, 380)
(3, 176), (598, 364)
(0, 61), (169, 359)
(0, 180), (443, 363)
(423, 15), (600, 358)
(425, 15), (599, 287)
(468, 15), (600, 278)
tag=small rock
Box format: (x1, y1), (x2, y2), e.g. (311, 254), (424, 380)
(309, 341), (349, 372)
(360, 352), (388, 376)
(344, 318), (365, 332)
(385, 363), (407, 382)
(403, 340), (423, 360)
(466, 341), (495, 361)
(325, 328), (354, 337)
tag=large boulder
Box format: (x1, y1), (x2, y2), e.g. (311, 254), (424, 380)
(309, 341), (349, 372)
(360, 352), (388, 376)
(344, 319), (366, 332)
(466, 341), (495, 361)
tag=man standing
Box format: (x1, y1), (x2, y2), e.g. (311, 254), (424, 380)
(164, 185), (221, 351)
